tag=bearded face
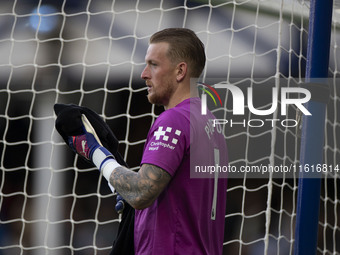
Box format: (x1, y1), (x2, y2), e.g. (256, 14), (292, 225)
(141, 42), (178, 108)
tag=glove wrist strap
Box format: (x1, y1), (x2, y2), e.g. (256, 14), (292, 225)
(92, 146), (121, 181)
(92, 146), (114, 170)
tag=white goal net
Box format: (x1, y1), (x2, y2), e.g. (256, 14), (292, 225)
(0, 1), (339, 255)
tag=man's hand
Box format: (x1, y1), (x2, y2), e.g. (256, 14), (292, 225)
(68, 114), (102, 161)
(68, 114), (114, 170)
(115, 194), (125, 214)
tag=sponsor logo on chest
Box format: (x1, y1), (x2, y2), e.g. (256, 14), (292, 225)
(148, 126), (182, 151)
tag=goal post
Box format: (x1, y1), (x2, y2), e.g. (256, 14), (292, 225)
(0, 1), (339, 255)
(295, 0), (334, 254)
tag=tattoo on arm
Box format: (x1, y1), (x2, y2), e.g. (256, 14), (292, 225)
(109, 164), (171, 210)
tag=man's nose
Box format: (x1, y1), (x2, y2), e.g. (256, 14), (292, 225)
(141, 65), (150, 80)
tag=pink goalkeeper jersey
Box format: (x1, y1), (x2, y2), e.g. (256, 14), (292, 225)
(135, 97), (228, 255)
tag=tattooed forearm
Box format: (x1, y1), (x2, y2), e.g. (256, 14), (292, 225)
(109, 164), (171, 210)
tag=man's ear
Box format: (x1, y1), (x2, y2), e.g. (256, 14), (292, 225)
(176, 62), (188, 82)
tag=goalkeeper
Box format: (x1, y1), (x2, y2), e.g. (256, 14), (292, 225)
(58, 28), (228, 255)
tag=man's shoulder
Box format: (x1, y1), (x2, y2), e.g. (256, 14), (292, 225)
(155, 99), (192, 124)
(151, 111), (188, 139)
(159, 97), (200, 119)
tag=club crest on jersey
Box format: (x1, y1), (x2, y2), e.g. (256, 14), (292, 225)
(149, 126), (181, 151)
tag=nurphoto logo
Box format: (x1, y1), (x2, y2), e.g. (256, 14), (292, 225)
(198, 82), (223, 113)
(198, 81), (312, 128)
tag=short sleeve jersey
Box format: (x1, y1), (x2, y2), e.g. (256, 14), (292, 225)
(134, 97), (228, 255)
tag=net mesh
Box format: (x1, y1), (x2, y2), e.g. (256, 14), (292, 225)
(0, 1), (339, 254)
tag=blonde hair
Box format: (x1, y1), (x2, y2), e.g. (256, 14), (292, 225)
(150, 28), (206, 77)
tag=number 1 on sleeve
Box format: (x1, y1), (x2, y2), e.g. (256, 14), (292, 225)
(211, 148), (219, 220)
